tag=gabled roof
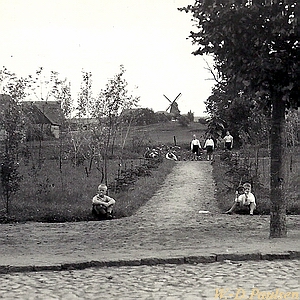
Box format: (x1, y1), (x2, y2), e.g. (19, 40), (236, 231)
(0, 95), (65, 127)
(22, 101), (65, 125)
(22, 102), (52, 124)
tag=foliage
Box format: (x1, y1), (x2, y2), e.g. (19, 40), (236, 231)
(26, 67), (63, 102)
(180, 1), (298, 104)
(186, 110), (195, 123)
(178, 115), (190, 127)
(285, 109), (299, 147)
(0, 68), (27, 214)
(155, 112), (173, 122)
(181, 0), (298, 142)
(121, 108), (158, 126)
(77, 70), (93, 118)
(88, 65), (140, 183)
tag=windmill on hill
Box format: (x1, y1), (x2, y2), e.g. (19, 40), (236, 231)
(163, 93), (181, 117)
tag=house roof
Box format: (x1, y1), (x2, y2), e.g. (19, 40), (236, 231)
(22, 101), (65, 125)
(0, 95), (65, 126)
(22, 102), (52, 124)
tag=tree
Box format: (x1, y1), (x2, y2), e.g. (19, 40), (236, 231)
(0, 68), (27, 214)
(121, 108), (157, 126)
(180, 0), (298, 237)
(90, 65), (139, 184)
(25, 67), (66, 167)
(187, 110), (195, 122)
(77, 70), (93, 119)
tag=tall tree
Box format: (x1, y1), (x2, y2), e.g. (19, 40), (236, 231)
(77, 70), (93, 118)
(180, 0), (298, 237)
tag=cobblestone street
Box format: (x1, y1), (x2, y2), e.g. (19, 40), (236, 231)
(0, 260), (299, 299)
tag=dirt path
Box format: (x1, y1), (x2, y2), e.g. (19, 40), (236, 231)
(134, 161), (220, 228)
(0, 161), (299, 268)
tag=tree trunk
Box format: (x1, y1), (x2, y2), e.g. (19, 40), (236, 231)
(269, 95), (287, 238)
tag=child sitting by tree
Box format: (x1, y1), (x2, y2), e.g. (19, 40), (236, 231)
(92, 184), (116, 219)
(225, 183), (256, 215)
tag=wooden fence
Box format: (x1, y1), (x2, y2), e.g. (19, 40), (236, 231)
(237, 154), (299, 188)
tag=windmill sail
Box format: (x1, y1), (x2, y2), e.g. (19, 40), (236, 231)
(163, 93), (181, 115)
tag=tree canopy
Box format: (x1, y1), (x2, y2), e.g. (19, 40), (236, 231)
(181, 0), (298, 108)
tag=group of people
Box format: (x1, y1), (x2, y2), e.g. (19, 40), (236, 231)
(225, 182), (256, 215)
(91, 131), (257, 220)
(191, 131), (234, 161)
(190, 134), (214, 161)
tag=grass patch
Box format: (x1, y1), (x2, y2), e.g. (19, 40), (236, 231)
(0, 153), (176, 223)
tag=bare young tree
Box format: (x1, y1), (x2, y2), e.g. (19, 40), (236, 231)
(90, 65), (139, 185)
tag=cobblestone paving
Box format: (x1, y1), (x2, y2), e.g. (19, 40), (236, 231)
(0, 260), (299, 299)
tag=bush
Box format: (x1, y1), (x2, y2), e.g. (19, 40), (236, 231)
(178, 115), (190, 127)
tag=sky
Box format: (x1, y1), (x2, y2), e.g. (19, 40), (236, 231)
(0, 0), (215, 116)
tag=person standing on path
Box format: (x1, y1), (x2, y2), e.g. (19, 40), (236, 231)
(204, 135), (215, 161)
(190, 134), (202, 160)
(223, 131), (234, 150)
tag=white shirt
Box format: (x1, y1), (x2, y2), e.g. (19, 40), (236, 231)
(191, 139), (201, 149)
(92, 194), (116, 206)
(204, 138), (214, 148)
(224, 135), (233, 142)
(235, 192), (256, 205)
(224, 135), (233, 145)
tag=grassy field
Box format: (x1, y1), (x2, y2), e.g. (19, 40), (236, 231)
(128, 121), (207, 147)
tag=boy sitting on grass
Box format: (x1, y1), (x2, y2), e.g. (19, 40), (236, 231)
(92, 184), (116, 219)
(225, 183), (256, 215)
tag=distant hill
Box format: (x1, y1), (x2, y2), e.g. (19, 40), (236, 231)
(123, 121), (207, 147)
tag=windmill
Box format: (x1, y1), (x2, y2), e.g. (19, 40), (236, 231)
(163, 93), (181, 117)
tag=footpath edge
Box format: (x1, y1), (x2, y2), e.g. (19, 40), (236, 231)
(1, 251), (299, 274)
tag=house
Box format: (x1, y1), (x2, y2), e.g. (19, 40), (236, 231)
(22, 100), (65, 139)
(0, 94), (65, 140)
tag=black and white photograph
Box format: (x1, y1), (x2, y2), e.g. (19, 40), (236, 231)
(0, 0), (299, 299)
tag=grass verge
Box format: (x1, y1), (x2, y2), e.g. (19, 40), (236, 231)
(1, 158), (176, 223)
